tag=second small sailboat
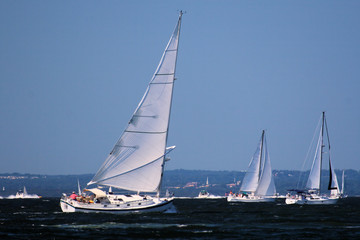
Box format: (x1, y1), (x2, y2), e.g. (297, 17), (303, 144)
(227, 130), (277, 202)
(286, 112), (340, 205)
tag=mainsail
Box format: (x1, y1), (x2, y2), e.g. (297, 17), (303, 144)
(255, 134), (276, 196)
(88, 12), (183, 193)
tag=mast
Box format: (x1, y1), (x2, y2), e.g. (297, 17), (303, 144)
(156, 11), (183, 197)
(258, 130), (265, 182)
(319, 111), (325, 192)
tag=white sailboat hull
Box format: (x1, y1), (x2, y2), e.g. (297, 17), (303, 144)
(227, 195), (275, 203)
(196, 194), (224, 199)
(60, 195), (174, 214)
(285, 196), (339, 205)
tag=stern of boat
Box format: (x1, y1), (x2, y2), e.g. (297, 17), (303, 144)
(60, 197), (76, 212)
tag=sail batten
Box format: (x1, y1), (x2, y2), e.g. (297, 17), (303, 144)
(124, 130), (167, 134)
(88, 13), (182, 193)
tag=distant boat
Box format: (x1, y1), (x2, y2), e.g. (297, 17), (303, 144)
(197, 177), (210, 198)
(196, 177), (223, 199)
(197, 178), (214, 198)
(8, 186), (41, 199)
(286, 112), (340, 205)
(60, 12), (183, 213)
(227, 130), (277, 202)
(340, 170), (347, 198)
(197, 189), (210, 198)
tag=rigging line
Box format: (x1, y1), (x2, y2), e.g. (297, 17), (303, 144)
(324, 113), (331, 150)
(258, 130), (265, 182)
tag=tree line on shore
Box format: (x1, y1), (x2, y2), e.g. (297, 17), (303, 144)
(0, 169), (359, 198)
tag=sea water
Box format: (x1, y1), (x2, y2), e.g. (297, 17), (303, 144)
(0, 197), (360, 239)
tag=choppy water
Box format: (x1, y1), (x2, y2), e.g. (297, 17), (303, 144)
(0, 197), (360, 239)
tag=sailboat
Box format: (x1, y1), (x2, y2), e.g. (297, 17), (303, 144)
(227, 130), (277, 202)
(60, 12), (183, 213)
(340, 170), (347, 198)
(285, 112), (340, 205)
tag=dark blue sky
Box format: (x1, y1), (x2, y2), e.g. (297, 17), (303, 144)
(1, 1), (359, 174)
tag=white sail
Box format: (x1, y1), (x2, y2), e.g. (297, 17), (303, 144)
(329, 159), (340, 196)
(240, 133), (263, 192)
(77, 179), (81, 196)
(255, 135), (276, 196)
(306, 124), (323, 190)
(23, 186), (28, 195)
(88, 13), (182, 193)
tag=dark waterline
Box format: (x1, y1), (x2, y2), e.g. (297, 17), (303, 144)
(0, 197), (360, 239)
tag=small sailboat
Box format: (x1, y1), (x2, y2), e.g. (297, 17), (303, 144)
(285, 112), (340, 205)
(227, 130), (277, 202)
(60, 12), (183, 213)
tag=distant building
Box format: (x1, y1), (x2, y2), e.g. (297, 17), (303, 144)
(226, 183), (236, 188)
(184, 182), (198, 188)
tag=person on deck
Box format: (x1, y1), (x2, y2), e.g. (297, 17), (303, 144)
(70, 191), (78, 200)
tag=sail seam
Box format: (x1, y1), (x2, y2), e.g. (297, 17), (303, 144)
(155, 73), (175, 75)
(93, 156), (164, 187)
(125, 130), (166, 134)
(150, 82), (174, 85)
